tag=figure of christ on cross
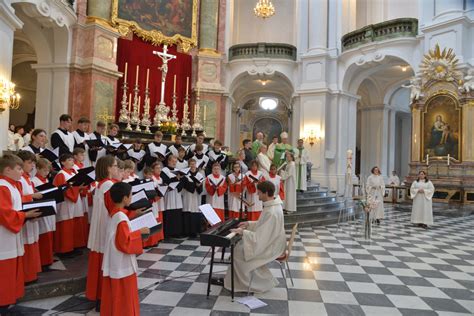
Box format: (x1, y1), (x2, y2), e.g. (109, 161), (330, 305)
(152, 45), (177, 106)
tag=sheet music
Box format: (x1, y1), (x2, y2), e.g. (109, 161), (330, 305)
(23, 200), (57, 211)
(157, 185), (168, 196)
(132, 190), (148, 203)
(52, 147), (59, 157)
(37, 187), (58, 195)
(169, 181), (179, 190)
(178, 167), (190, 175)
(132, 181), (155, 193)
(199, 204), (221, 226)
(88, 170), (96, 180)
(130, 212), (158, 231)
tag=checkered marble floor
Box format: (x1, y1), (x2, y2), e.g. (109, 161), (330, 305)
(10, 208), (474, 316)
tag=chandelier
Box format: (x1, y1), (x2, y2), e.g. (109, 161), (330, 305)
(254, 0), (275, 19)
(0, 78), (20, 111)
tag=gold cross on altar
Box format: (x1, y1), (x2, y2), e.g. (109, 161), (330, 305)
(97, 107), (115, 123)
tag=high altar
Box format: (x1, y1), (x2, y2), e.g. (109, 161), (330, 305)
(407, 45), (474, 205)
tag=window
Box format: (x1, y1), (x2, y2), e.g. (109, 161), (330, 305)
(259, 97), (278, 110)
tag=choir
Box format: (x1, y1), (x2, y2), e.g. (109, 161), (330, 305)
(0, 115), (297, 313)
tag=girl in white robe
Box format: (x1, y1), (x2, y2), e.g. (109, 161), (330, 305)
(280, 151), (297, 213)
(410, 171), (435, 228)
(366, 166), (385, 223)
(257, 145), (271, 179)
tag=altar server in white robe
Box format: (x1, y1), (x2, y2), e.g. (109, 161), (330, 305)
(256, 144), (271, 179)
(280, 151), (297, 213)
(388, 171), (401, 186)
(410, 171), (434, 229)
(267, 136), (279, 161)
(161, 155), (184, 238)
(295, 139), (310, 191)
(366, 166), (385, 223)
(51, 114), (75, 156)
(224, 181), (286, 293)
(182, 159), (204, 237)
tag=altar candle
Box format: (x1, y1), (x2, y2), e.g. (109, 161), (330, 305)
(124, 62), (128, 82)
(426, 154), (429, 166)
(186, 77), (189, 95)
(146, 68), (150, 89)
(128, 93), (132, 112)
(447, 154), (450, 166)
(135, 65), (139, 86)
(173, 75), (177, 94)
(138, 96), (141, 115)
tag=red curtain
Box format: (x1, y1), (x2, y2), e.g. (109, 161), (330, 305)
(115, 35), (192, 123)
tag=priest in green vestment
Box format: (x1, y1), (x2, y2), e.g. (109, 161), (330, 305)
(273, 132), (294, 167)
(252, 132), (264, 157)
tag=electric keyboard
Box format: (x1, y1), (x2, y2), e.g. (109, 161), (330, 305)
(200, 218), (242, 248)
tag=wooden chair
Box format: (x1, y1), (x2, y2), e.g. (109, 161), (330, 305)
(247, 223), (298, 295)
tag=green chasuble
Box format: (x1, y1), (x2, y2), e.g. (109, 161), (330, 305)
(273, 143), (293, 167)
(251, 140), (262, 157)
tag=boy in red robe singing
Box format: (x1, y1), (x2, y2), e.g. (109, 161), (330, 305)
(0, 155), (41, 312)
(205, 162), (228, 221)
(101, 182), (148, 316)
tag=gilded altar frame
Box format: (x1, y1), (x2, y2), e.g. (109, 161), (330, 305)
(420, 89), (462, 162)
(111, 0), (198, 53)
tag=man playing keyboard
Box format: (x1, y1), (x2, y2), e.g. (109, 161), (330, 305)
(223, 181), (286, 293)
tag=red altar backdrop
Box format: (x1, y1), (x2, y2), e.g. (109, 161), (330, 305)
(115, 35), (193, 124)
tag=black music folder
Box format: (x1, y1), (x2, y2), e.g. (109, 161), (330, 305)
(67, 172), (95, 187)
(85, 139), (105, 148)
(77, 166), (95, 175)
(126, 190), (152, 211)
(39, 148), (59, 162)
(36, 185), (67, 203)
(22, 199), (57, 218)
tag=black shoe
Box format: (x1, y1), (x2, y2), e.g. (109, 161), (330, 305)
(211, 278), (224, 286)
(57, 251), (75, 259)
(0, 305), (10, 315)
(376, 219), (380, 225)
(41, 265), (53, 273)
(95, 300), (101, 312)
(422, 224), (429, 229)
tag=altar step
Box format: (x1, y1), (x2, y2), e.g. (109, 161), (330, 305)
(285, 183), (356, 227)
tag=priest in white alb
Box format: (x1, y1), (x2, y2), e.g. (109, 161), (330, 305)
(410, 170), (435, 229)
(223, 181), (286, 293)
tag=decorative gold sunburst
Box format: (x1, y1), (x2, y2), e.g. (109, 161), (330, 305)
(419, 44), (461, 82)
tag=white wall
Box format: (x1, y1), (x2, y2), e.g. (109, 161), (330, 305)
(232, 0), (296, 45)
(0, 0), (23, 152)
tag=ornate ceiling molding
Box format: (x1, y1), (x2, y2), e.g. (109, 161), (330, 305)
(15, 0), (77, 28)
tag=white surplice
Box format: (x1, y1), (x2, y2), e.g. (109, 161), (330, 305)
(280, 161), (296, 213)
(410, 180), (435, 225)
(256, 152), (271, 179)
(224, 197), (286, 293)
(295, 147), (310, 191)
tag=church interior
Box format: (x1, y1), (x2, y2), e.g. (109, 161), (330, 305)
(0, 0), (473, 315)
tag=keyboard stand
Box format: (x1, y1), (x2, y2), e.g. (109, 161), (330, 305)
(206, 245), (235, 301)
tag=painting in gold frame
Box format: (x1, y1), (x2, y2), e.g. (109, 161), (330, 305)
(111, 0), (198, 52)
(421, 92), (461, 161)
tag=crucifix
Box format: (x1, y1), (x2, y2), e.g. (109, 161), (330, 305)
(152, 45), (177, 125)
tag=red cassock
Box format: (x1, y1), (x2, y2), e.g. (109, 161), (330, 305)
(227, 174), (244, 219)
(101, 211), (143, 316)
(73, 186), (89, 248)
(20, 175), (41, 283)
(205, 175), (228, 221)
(0, 177), (26, 306)
(86, 180), (117, 301)
(53, 170), (81, 253)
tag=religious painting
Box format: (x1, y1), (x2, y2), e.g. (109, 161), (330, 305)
(111, 0), (198, 52)
(252, 118), (283, 144)
(422, 93), (461, 160)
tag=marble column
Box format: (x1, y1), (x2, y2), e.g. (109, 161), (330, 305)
(307, 0), (328, 53)
(199, 0), (219, 54)
(462, 101), (474, 162)
(359, 104), (391, 179)
(67, 0), (121, 126)
(0, 1), (23, 151)
(196, 0), (226, 142)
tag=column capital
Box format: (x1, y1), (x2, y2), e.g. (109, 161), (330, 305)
(0, 1), (23, 30)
